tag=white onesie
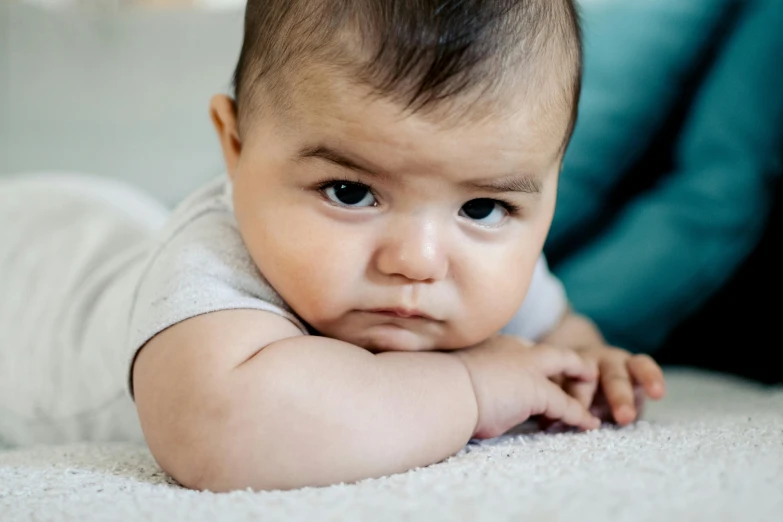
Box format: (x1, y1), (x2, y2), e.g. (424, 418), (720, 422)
(0, 172), (567, 447)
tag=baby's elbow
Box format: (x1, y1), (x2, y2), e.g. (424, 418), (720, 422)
(145, 391), (282, 492)
(134, 347), (291, 490)
(140, 371), (310, 493)
(135, 336), (366, 492)
(178, 447), (257, 493)
(137, 392), (228, 492)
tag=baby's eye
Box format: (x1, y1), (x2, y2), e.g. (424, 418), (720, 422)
(322, 181), (377, 208)
(459, 198), (509, 226)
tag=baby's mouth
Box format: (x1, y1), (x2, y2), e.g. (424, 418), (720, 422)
(364, 308), (435, 320)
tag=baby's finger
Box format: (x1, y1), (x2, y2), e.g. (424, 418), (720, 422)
(633, 384), (647, 420)
(533, 345), (598, 382)
(627, 355), (666, 399)
(600, 357), (636, 426)
(535, 377), (601, 431)
(565, 377), (598, 411)
(539, 375), (599, 432)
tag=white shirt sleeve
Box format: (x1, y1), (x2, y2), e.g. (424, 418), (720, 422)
(500, 256), (568, 341)
(127, 179), (308, 380)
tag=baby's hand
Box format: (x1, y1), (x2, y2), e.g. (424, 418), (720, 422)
(454, 335), (601, 439)
(563, 345), (666, 426)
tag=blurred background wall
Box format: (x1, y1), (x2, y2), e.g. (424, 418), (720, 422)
(1, 0), (244, 206)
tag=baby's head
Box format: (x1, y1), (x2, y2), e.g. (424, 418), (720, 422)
(210, 0), (582, 352)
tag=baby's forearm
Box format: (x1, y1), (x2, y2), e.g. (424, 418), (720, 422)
(541, 309), (605, 349)
(189, 336), (478, 492)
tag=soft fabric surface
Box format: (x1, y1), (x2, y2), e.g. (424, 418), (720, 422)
(550, 0), (736, 251)
(550, 0), (783, 352)
(1, 368), (781, 522)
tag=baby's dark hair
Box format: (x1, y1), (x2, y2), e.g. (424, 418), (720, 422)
(232, 0), (582, 140)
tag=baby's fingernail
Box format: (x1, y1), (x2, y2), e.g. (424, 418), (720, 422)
(616, 405), (635, 424)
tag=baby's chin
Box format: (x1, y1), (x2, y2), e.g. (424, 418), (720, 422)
(306, 310), (482, 352)
(331, 323), (444, 353)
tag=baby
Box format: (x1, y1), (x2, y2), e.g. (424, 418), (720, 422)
(0, 0), (665, 491)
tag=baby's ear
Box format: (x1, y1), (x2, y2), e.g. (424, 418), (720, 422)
(209, 94), (242, 180)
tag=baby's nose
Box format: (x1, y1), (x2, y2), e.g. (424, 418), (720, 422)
(374, 217), (449, 282)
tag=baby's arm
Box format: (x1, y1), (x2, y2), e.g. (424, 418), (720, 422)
(133, 310), (598, 492)
(134, 309), (477, 492)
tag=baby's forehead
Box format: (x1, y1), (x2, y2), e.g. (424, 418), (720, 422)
(283, 65), (574, 156)
(279, 55), (563, 118)
(260, 75), (567, 183)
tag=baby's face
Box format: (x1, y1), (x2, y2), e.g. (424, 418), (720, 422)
(217, 73), (569, 352)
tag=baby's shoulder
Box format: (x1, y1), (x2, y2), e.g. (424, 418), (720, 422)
(141, 176), (262, 292)
(158, 176), (237, 241)
(128, 176), (306, 358)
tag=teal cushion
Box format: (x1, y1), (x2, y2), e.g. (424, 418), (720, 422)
(550, 0), (783, 351)
(547, 0), (738, 250)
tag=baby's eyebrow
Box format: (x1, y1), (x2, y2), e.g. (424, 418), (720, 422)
(300, 144), (542, 195)
(298, 145), (389, 179)
(464, 175), (542, 195)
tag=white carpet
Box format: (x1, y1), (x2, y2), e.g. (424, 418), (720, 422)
(1, 368), (782, 522)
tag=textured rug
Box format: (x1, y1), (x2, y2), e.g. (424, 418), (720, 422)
(1, 368), (782, 522)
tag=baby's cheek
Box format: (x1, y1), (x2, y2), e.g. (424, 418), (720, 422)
(275, 233), (361, 319)
(467, 254), (535, 332)
(272, 241), (334, 306)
